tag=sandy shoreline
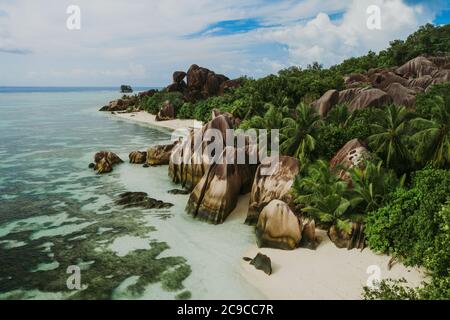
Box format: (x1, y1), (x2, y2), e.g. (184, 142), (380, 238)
(240, 226), (426, 300)
(225, 196), (425, 300)
(110, 111), (201, 132)
(109, 111), (426, 300)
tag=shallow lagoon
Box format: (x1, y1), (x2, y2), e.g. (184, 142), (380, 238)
(0, 89), (262, 299)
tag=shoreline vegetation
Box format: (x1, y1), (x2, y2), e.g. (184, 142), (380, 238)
(97, 24), (450, 300)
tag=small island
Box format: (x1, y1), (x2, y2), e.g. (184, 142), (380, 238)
(120, 85), (133, 93)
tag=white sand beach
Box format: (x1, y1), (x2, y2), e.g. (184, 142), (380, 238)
(109, 112), (427, 300)
(234, 197), (427, 300)
(111, 111), (201, 131)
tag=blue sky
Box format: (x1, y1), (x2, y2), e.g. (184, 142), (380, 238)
(0, 0), (448, 86)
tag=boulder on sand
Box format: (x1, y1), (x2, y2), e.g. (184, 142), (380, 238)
(155, 100), (175, 121)
(256, 200), (302, 250)
(328, 222), (365, 250)
(243, 253), (272, 276)
(129, 151), (147, 164)
(300, 218), (318, 249)
(246, 156), (300, 225)
(169, 115), (233, 190)
(147, 143), (176, 166)
(93, 151), (123, 174)
(185, 147), (253, 224)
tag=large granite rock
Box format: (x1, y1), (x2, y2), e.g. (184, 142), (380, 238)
(344, 73), (369, 88)
(147, 143), (176, 166)
(406, 75), (434, 90)
(99, 96), (138, 112)
(328, 222), (365, 250)
(396, 56), (437, 78)
(385, 82), (417, 108)
(129, 151), (147, 164)
(300, 218), (318, 249)
(348, 88), (393, 112)
(138, 89), (158, 99)
(169, 115), (233, 190)
(338, 88), (365, 105)
(93, 151), (123, 174)
(155, 100), (175, 121)
(311, 89), (339, 117)
(329, 139), (369, 181)
(185, 147), (244, 224)
(246, 156), (300, 225)
(173, 71), (187, 83)
(256, 200), (302, 250)
(164, 64), (235, 103)
(219, 79), (242, 95)
(330, 139), (369, 169)
(370, 71), (408, 90)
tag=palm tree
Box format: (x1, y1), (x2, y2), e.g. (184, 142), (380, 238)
(348, 161), (404, 212)
(411, 96), (450, 168)
(242, 103), (283, 130)
(280, 103), (322, 160)
(368, 105), (414, 172)
(292, 160), (354, 233)
(326, 104), (352, 128)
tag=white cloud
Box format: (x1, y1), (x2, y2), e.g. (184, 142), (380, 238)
(258, 0), (435, 68)
(0, 0), (443, 86)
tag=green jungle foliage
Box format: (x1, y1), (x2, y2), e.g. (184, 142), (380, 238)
(133, 24), (450, 299)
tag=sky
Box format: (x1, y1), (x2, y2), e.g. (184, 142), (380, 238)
(0, 0), (448, 87)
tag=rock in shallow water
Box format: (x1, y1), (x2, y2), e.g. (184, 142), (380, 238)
(115, 192), (173, 209)
(147, 143), (175, 166)
(129, 151), (147, 164)
(168, 115), (233, 190)
(93, 151), (123, 174)
(243, 253), (272, 276)
(168, 189), (190, 195)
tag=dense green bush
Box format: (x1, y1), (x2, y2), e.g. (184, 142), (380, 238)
(316, 107), (375, 159)
(139, 92), (184, 114)
(415, 83), (450, 119)
(366, 168), (450, 263)
(333, 24), (450, 74)
(365, 168), (450, 299)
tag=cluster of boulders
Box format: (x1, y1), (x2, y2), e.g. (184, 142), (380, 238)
(166, 64), (241, 102)
(89, 151), (124, 174)
(312, 55), (450, 117)
(99, 89), (158, 112)
(166, 111), (318, 250)
(129, 143), (176, 166)
(93, 58), (449, 253)
(99, 95), (140, 112)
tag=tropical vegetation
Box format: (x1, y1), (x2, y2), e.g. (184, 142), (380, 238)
(134, 23), (450, 299)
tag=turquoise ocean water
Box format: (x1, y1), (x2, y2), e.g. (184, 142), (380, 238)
(0, 88), (261, 300)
